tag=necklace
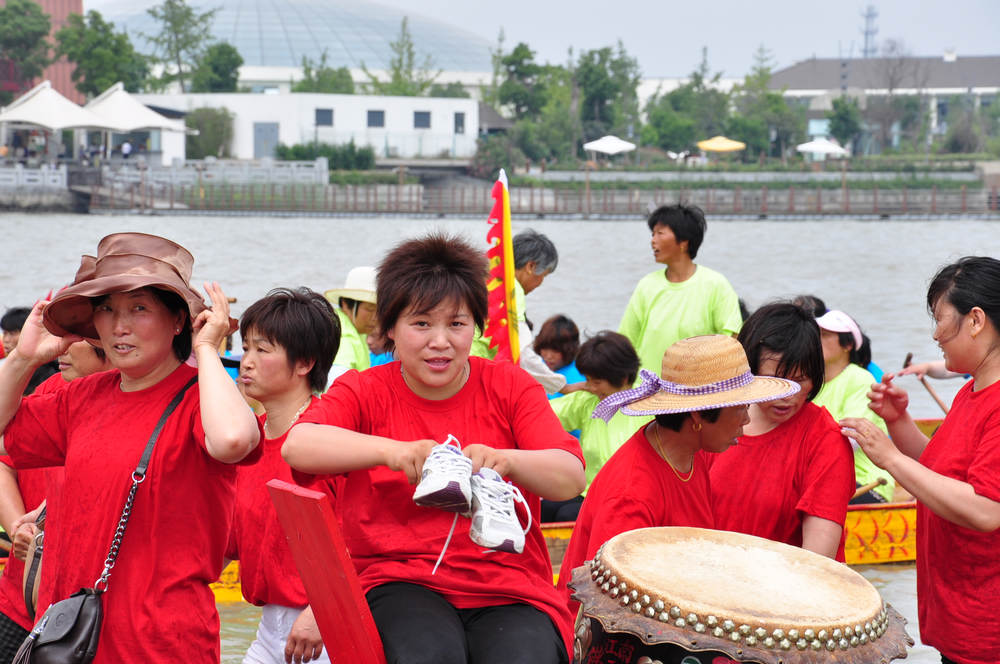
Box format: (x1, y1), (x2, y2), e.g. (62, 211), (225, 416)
(651, 423), (694, 483)
(264, 396), (312, 440)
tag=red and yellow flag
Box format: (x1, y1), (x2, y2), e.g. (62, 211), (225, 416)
(484, 169), (519, 362)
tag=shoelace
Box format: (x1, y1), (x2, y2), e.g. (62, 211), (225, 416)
(432, 434), (463, 576)
(473, 474), (532, 536)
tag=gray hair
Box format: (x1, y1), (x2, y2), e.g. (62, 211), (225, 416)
(512, 229), (558, 274)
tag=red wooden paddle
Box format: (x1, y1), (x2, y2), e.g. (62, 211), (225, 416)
(267, 479), (386, 664)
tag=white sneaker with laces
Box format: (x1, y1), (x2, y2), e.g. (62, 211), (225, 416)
(412, 436), (473, 513)
(469, 467), (530, 553)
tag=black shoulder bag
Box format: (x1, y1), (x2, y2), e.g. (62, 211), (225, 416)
(13, 376), (197, 664)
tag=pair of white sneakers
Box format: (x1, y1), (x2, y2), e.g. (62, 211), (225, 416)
(412, 437), (530, 554)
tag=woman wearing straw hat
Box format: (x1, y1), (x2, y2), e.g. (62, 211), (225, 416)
(706, 303), (855, 560)
(557, 334), (799, 601)
(0, 232), (260, 664)
(325, 266), (378, 380)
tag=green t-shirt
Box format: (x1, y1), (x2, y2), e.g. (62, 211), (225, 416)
(550, 390), (650, 493)
(333, 308), (370, 372)
(814, 363), (894, 501)
(618, 265), (743, 374)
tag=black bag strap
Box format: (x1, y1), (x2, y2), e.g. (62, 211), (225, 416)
(94, 375), (197, 592)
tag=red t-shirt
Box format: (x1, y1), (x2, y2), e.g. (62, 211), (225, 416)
(705, 402), (854, 561)
(557, 427), (715, 599)
(916, 379), (1000, 664)
(4, 364), (253, 664)
(299, 357), (584, 654)
(229, 397), (337, 607)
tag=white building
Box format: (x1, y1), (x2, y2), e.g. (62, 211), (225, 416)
(135, 92), (479, 163)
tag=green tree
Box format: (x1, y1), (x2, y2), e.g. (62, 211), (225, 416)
(669, 48), (730, 141)
(498, 43), (546, 120)
(185, 106), (233, 158)
(576, 47), (618, 139)
(0, 0), (50, 103)
(428, 81), (469, 98)
(470, 133), (525, 179)
(641, 94), (697, 151)
(827, 96), (862, 151)
(190, 41), (242, 92)
(727, 45), (805, 161)
(143, 0), (217, 92)
(362, 17), (439, 96)
(55, 11), (149, 97)
(292, 51), (354, 93)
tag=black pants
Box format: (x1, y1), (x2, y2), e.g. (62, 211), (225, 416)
(0, 611), (28, 664)
(367, 582), (568, 664)
(849, 482), (889, 505)
(541, 496), (583, 523)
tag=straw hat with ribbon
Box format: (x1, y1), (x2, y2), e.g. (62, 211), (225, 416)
(324, 266), (377, 305)
(593, 335), (800, 421)
(43, 232), (212, 342)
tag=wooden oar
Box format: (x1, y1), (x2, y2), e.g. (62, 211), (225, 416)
(903, 352), (950, 415)
(852, 477), (888, 501)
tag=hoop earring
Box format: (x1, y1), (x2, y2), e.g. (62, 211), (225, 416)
(692, 421), (703, 432)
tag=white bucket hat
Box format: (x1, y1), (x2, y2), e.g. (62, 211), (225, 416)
(325, 266), (377, 305)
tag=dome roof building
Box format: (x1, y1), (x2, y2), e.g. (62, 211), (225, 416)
(94, 0), (493, 90)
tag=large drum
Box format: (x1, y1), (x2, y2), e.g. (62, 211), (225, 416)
(569, 527), (912, 664)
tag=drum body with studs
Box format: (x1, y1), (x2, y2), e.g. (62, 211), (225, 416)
(569, 527), (913, 664)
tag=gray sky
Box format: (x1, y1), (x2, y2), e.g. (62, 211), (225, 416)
(85, 0), (998, 79)
(370, 0), (997, 78)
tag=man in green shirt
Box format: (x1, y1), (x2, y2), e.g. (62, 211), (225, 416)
(619, 204), (743, 374)
(325, 266), (377, 383)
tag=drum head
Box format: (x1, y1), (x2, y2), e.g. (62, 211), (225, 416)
(570, 527), (912, 664)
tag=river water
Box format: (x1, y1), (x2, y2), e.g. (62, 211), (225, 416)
(4, 212), (998, 661)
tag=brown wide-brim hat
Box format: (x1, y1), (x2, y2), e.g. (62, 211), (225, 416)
(593, 335), (800, 420)
(43, 232), (208, 342)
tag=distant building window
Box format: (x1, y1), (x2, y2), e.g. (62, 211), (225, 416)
(315, 108), (333, 126)
(414, 111), (431, 129)
(367, 110), (385, 128)
(454, 112), (465, 134)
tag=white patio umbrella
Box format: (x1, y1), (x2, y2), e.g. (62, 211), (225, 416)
(583, 135), (636, 155)
(581, 136), (635, 218)
(795, 137), (848, 156)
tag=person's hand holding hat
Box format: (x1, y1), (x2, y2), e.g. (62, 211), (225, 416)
(192, 281), (236, 353)
(11, 300), (81, 368)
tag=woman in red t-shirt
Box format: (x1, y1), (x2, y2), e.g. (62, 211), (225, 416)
(707, 303), (855, 560)
(283, 233), (587, 664)
(0, 233), (260, 664)
(231, 288), (341, 664)
(843, 257), (1000, 664)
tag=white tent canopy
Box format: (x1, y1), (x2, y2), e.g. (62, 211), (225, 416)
(86, 82), (186, 133)
(0, 81), (118, 131)
(796, 137), (848, 156)
(583, 135), (636, 155)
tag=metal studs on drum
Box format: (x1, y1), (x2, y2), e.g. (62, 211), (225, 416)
(779, 639), (791, 650)
(826, 640), (836, 651)
(772, 629), (784, 640)
(796, 639), (808, 651)
(645, 607), (655, 618)
(694, 623), (706, 634)
(739, 625), (751, 636)
(817, 629), (828, 641)
(839, 639), (850, 650)
(670, 606), (681, 619)
(763, 637), (775, 648)
(632, 602), (643, 614)
(658, 612), (670, 622)
(653, 599), (664, 612)
(713, 627), (726, 639)
(675, 618), (687, 628)
(811, 639), (822, 651)
(803, 629), (815, 640)
(754, 627), (767, 640)
(706, 616), (718, 628)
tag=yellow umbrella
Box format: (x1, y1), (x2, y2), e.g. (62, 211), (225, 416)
(696, 135), (746, 152)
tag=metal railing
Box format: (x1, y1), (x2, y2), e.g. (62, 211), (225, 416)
(87, 182), (1000, 217)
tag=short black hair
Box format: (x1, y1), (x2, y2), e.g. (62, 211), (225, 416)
(575, 331), (639, 387)
(738, 302), (824, 401)
(927, 256), (1000, 332)
(646, 204), (707, 259)
(377, 233), (488, 353)
(655, 408), (722, 432)
(1, 307), (31, 333)
(792, 294), (828, 318)
(240, 288), (340, 393)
